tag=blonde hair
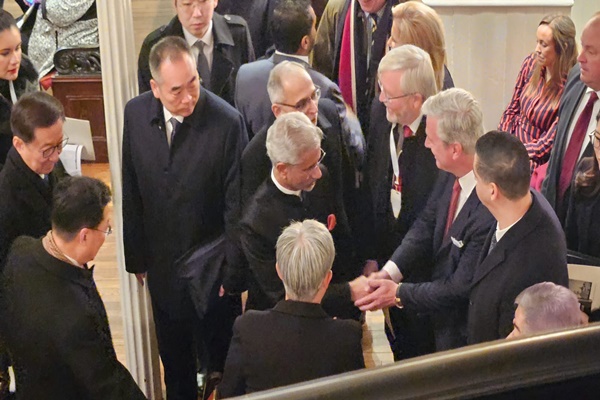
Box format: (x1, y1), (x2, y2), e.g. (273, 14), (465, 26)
(391, 1), (447, 91)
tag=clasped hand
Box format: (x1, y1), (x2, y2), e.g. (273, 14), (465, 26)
(349, 269), (399, 311)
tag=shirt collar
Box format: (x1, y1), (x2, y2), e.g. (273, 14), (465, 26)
(271, 169), (301, 198)
(407, 114), (423, 135)
(182, 21), (214, 48)
(458, 170), (476, 196)
(163, 107), (183, 125)
(274, 50), (310, 65)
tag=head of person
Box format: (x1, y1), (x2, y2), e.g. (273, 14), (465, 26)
(357, 0), (387, 14)
(270, 0), (316, 56)
(579, 12), (600, 91)
(174, 0), (217, 39)
(534, 14), (576, 72)
(10, 92), (66, 175)
(574, 110), (600, 199)
(51, 176), (112, 264)
(421, 88), (484, 175)
(473, 131), (530, 209)
(507, 282), (584, 339)
(0, 10), (21, 82)
(377, 44), (438, 125)
(149, 36), (200, 118)
(275, 219), (334, 303)
(388, 1), (447, 91)
(266, 111), (324, 192)
(267, 61), (320, 125)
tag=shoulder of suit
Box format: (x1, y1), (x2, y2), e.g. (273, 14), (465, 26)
(221, 13), (249, 28)
(142, 16), (181, 46)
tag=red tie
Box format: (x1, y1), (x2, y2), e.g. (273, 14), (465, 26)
(445, 179), (461, 237)
(558, 92), (598, 201)
(403, 125), (413, 138)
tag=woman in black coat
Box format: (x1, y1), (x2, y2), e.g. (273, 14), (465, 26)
(0, 9), (38, 167)
(566, 111), (600, 258)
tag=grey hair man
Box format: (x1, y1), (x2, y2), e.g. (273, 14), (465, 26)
(220, 219), (365, 397)
(357, 88), (495, 355)
(241, 112), (366, 318)
(508, 282), (584, 338)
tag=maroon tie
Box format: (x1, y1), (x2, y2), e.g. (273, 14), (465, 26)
(444, 179), (461, 237)
(558, 91), (598, 201)
(403, 125), (413, 138)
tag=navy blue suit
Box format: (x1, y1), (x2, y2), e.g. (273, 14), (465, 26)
(122, 88), (247, 399)
(468, 191), (569, 344)
(389, 171), (495, 352)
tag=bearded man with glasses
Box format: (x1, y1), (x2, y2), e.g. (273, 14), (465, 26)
(0, 91), (68, 269)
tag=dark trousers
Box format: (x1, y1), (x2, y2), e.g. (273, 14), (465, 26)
(386, 307), (435, 361)
(151, 292), (240, 400)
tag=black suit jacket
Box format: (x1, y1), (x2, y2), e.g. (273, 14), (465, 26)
(122, 89), (247, 317)
(137, 13), (255, 104)
(541, 64), (594, 223)
(240, 98), (345, 208)
(1, 237), (147, 400)
(240, 177), (355, 317)
(0, 147), (66, 268)
(390, 171), (495, 351)
(219, 300), (364, 397)
(364, 113), (439, 263)
(468, 191), (569, 344)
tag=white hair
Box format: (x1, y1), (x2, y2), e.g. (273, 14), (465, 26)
(266, 112), (322, 165)
(267, 61), (309, 104)
(276, 219), (335, 301)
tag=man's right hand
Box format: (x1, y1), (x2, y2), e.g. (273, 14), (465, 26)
(369, 269), (392, 280)
(135, 272), (146, 286)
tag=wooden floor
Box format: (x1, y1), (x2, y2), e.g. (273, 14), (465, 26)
(83, 163), (393, 386)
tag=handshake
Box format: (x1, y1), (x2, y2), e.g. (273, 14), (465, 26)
(349, 260), (401, 312)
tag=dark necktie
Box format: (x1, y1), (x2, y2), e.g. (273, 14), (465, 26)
(195, 41), (211, 90)
(557, 91), (598, 202)
(487, 233), (498, 255)
(444, 179), (461, 237)
(367, 14), (378, 71)
(169, 117), (180, 145)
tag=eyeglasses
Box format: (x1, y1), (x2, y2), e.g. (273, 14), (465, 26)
(297, 148), (326, 173)
(276, 86), (321, 112)
(90, 225), (113, 236)
(378, 81), (414, 104)
(589, 129), (600, 148)
(40, 137), (69, 159)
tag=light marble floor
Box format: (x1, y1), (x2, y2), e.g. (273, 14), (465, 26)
(83, 163), (394, 372)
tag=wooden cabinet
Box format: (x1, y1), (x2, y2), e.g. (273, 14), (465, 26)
(52, 75), (108, 162)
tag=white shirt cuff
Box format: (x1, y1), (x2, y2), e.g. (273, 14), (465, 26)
(382, 260), (403, 283)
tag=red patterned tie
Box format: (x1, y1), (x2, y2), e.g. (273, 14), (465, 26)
(558, 91), (598, 201)
(444, 179), (461, 237)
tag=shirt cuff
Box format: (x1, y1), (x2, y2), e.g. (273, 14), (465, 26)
(382, 260), (402, 283)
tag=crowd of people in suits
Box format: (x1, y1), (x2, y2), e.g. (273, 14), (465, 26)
(0, 0), (599, 399)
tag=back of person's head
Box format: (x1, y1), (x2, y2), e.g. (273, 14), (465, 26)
(270, 0), (313, 54)
(513, 282), (583, 336)
(10, 92), (65, 143)
(149, 36), (193, 82)
(421, 88), (484, 154)
(391, 1), (447, 91)
(267, 61), (309, 104)
(52, 176), (111, 242)
(378, 44), (438, 101)
(266, 111), (322, 165)
(0, 9), (17, 33)
(276, 219), (335, 301)
(475, 131), (530, 200)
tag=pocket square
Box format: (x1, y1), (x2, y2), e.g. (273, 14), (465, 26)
(451, 236), (464, 248)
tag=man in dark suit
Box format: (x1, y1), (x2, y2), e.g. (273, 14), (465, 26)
(361, 45), (440, 360)
(313, 0), (398, 132)
(123, 37), (247, 400)
(137, 0), (255, 105)
(0, 92), (68, 269)
(468, 131), (569, 344)
(241, 61), (345, 208)
(2, 176), (147, 400)
(241, 112), (366, 318)
(356, 88), (495, 353)
(542, 14), (600, 224)
(219, 219), (365, 397)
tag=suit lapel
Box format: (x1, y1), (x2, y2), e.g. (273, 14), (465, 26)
(438, 189), (480, 255)
(210, 14), (235, 96)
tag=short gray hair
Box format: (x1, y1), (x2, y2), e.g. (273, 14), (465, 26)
(276, 219), (335, 301)
(266, 112), (323, 165)
(378, 44), (438, 100)
(421, 88), (484, 154)
(267, 61), (309, 104)
(149, 36), (194, 83)
(515, 282), (583, 335)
